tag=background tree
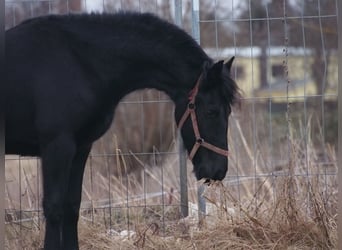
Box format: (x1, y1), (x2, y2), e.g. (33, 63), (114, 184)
(290, 0), (338, 96)
(236, 0), (298, 90)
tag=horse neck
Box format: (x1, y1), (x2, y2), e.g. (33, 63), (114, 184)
(67, 20), (210, 103)
(97, 48), (208, 103)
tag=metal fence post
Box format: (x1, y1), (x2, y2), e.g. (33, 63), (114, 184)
(197, 183), (206, 224)
(174, 0), (182, 27)
(191, 0), (206, 220)
(191, 0), (200, 44)
(178, 133), (188, 217)
(174, 0), (188, 218)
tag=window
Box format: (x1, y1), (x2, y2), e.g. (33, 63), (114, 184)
(233, 65), (245, 79)
(272, 64), (283, 78)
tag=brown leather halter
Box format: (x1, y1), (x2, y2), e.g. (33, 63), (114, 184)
(178, 75), (229, 161)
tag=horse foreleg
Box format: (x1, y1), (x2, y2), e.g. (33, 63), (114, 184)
(41, 134), (76, 250)
(62, 145), (91, 250)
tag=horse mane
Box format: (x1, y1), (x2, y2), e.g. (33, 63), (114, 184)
(222, 69), (242, 109)
(19, 12), (238, 105)
(21, 12), (206, 53)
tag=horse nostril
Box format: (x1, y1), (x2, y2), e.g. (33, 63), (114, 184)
(204, 179), (211, 185)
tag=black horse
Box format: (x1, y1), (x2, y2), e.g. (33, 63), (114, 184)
(5, 12), (240, 249)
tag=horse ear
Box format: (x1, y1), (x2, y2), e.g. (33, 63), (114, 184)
(212, 60), (224, 73)
(225, 56), (235, 72)
(207, 60), (224, 80)
(202, 60), (224, 75)
(201, 60), (224, 90)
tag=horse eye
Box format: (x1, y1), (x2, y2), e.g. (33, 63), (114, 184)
(206, 109), (219, 117)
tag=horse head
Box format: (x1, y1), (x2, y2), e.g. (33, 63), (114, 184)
(175, 57), (240, 181)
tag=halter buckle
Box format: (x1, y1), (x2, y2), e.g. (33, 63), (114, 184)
(196, 138), (204, 144)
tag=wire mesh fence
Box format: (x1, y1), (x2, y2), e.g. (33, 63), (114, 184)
(197, 0), (338, 204)
(5, 0), (338, 248)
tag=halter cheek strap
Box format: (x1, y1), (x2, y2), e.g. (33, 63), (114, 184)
(177, 75), (229, 161)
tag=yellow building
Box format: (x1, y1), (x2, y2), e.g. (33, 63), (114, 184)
(204, 47), (338, 102)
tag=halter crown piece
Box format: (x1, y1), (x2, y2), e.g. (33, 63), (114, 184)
(177, 74), (229, 161)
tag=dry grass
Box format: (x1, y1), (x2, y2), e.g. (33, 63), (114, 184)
(77, 171), (337, 250)
(5, 114), (337, 249)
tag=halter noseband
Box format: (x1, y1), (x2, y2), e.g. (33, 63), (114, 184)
(177, 75), (229, 161)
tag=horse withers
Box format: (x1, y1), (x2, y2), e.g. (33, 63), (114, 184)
(5, 12), (240, 249)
